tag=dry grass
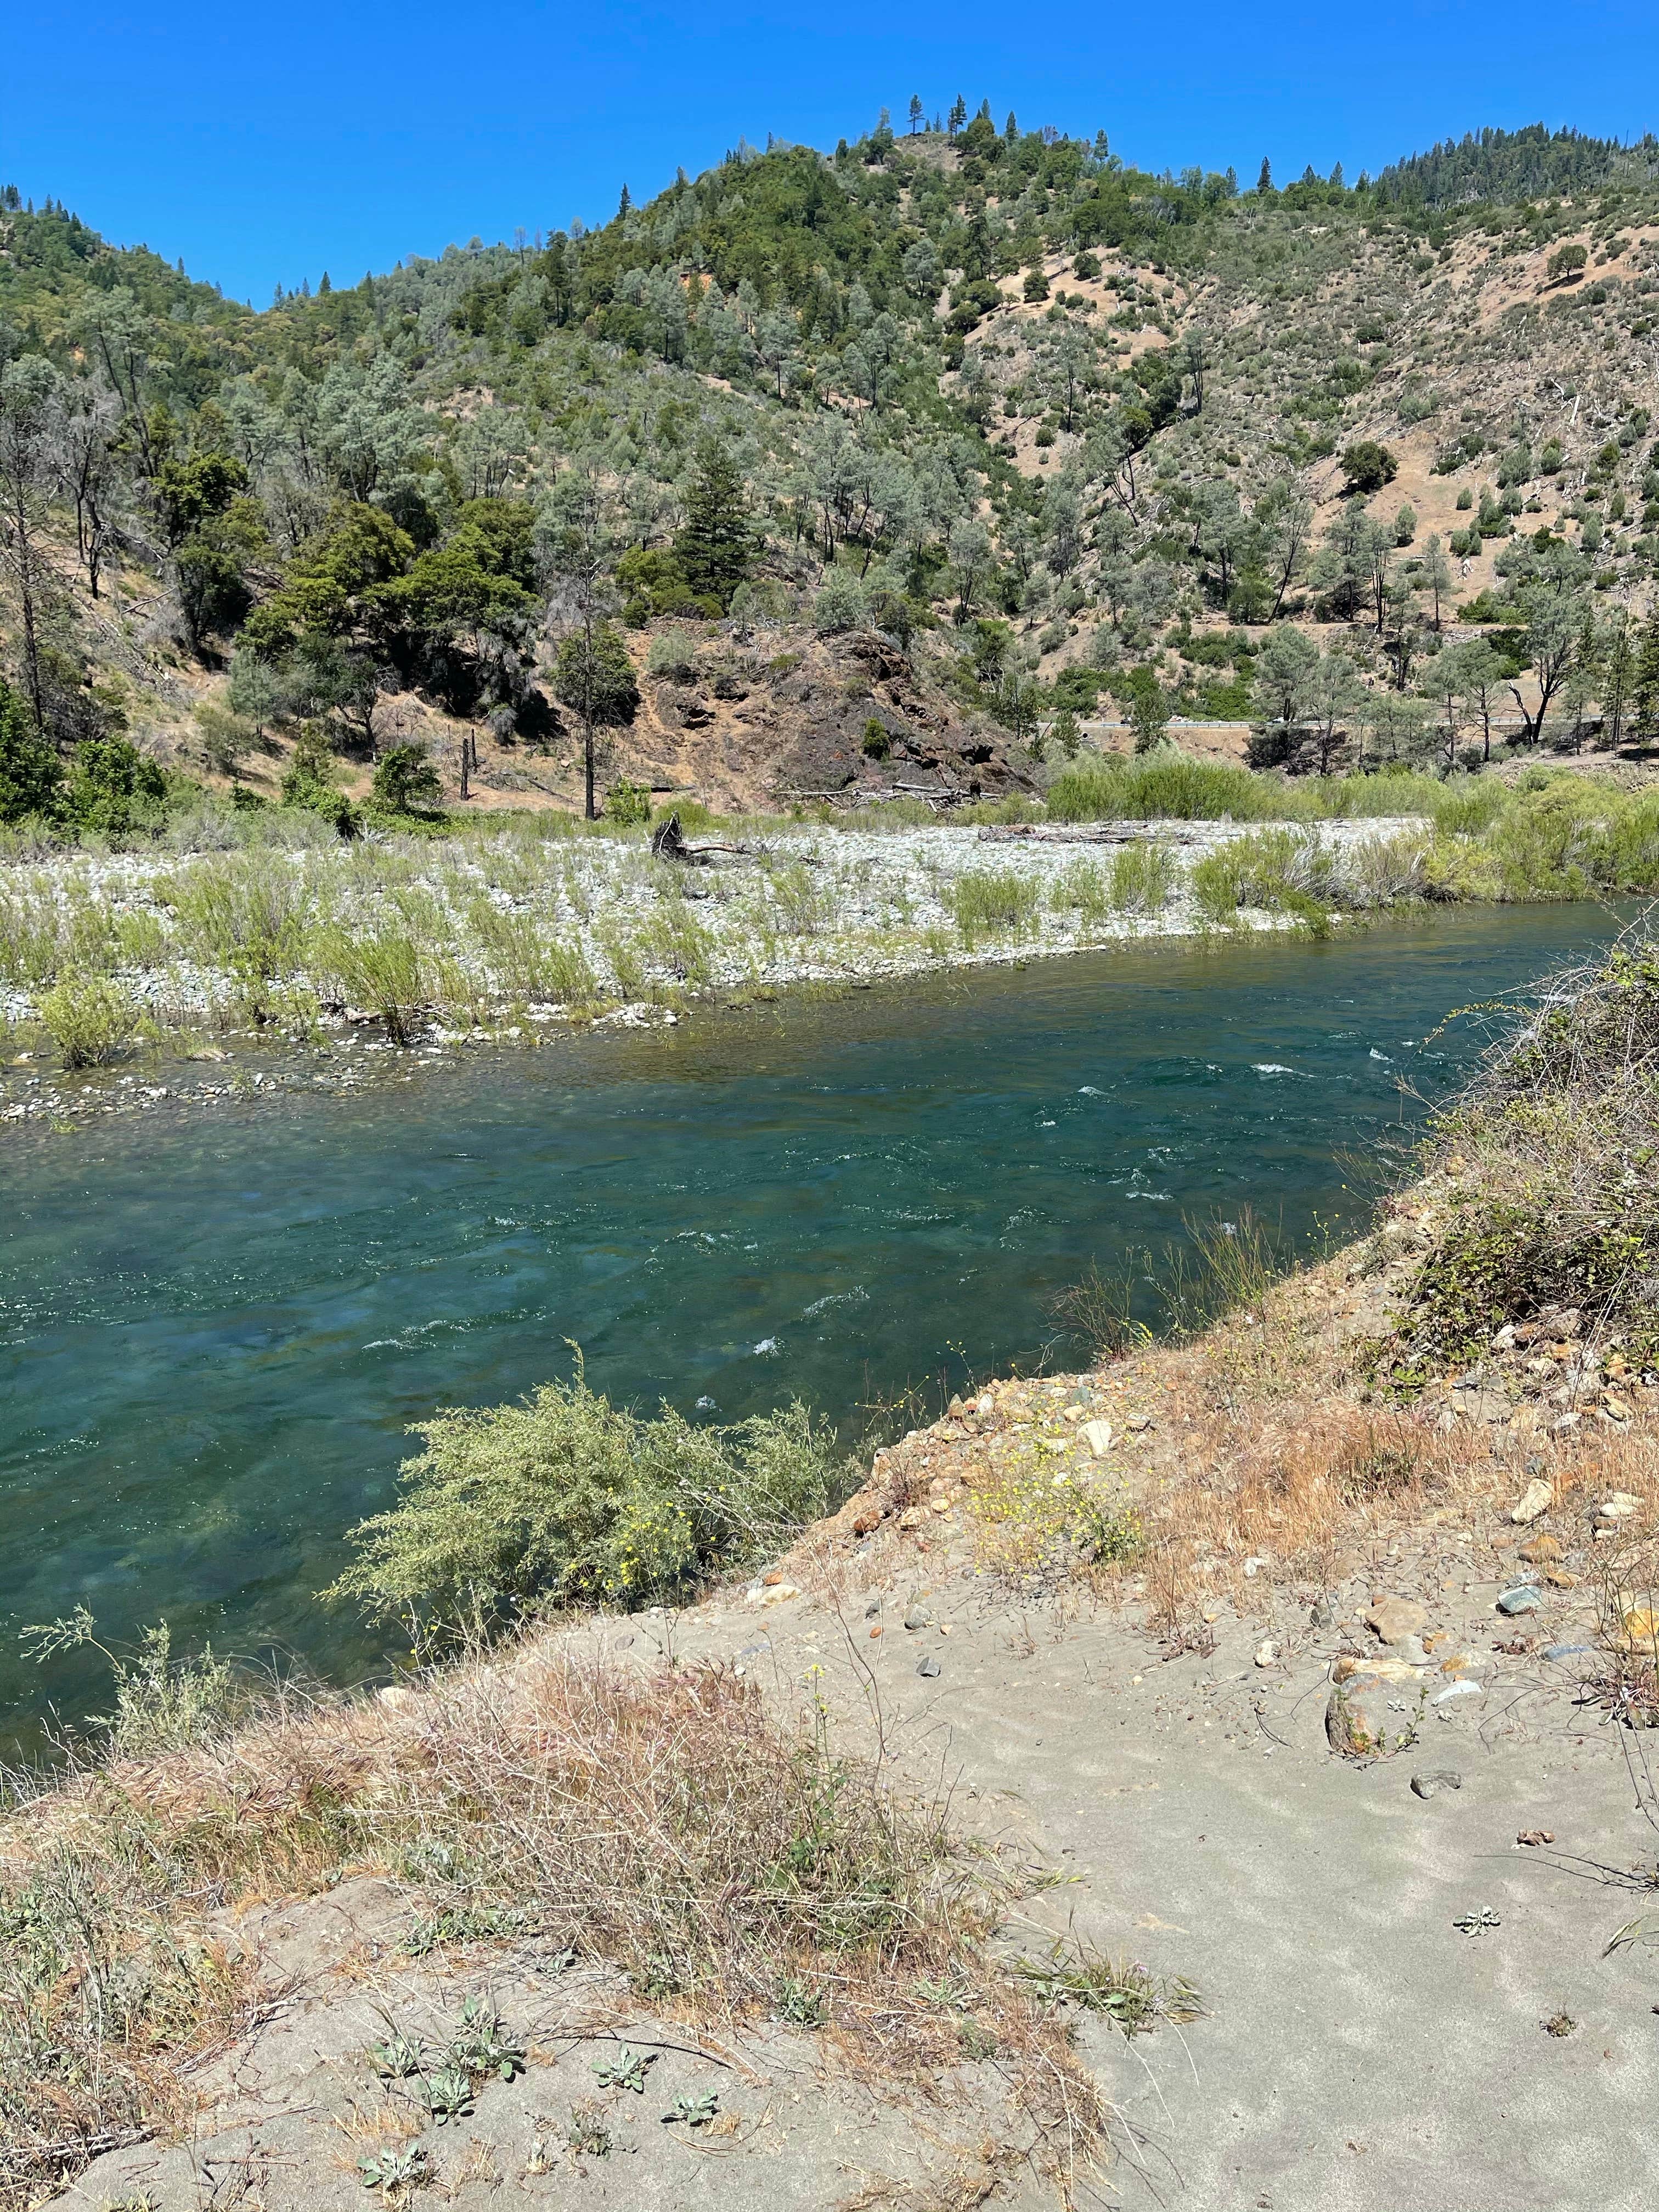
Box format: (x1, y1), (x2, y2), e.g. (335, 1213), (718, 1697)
(0, 1644), (1131, 2209)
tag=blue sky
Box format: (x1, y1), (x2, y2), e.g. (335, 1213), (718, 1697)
(4, 0), (1656, 304)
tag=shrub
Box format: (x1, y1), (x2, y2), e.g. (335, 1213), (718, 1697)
(813, 569), (866, 635)
(645, 627), (702, 680)
(371, 742), (443, 815)
(318, 926), (427, 1043)
(1190, 828), (1334, 933)
(1393, 938), (1659, 1378)
(328, 1362), (850, 1631)
(36, 974), (139, 1068)
(603, 778), (652, 826)
(861, 718), (891, 759)
(1109, 842), (1175, 913)
(942, 868), (1041, 948)
(1340, 440), (1397, 494)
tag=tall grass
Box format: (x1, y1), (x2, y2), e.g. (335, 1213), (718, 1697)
(943, 867), (1042, 947)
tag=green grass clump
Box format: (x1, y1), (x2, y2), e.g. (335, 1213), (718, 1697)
(1109, 842), (1175, 913)
(327, 1359), (851, 1633)
(36, 974), (140, 1068)
(943, 867), (1041, 948)
(1190, 828), (1335, 933)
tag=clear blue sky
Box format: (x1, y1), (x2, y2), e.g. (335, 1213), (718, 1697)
(4, 0), (1656, 305)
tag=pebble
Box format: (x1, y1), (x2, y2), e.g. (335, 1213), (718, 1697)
(904, 1604), (933, 1631)
(1410, 1770), (1463, 1799)
(916, 1656), (941, 1679)
(1542, 1644), (1595, 1661)
(1496, 1585), (1543, 1616)
(1254, 1639), (1279, 1668)
(1432, 1680), (1485, 1707)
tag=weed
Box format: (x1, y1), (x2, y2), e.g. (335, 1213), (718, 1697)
(1109, 842), (1175, 914)
(318, 927), (428, 1045)
(564, 2103), (613, 2158)
(414, 2064), (474, 2123)
(448, 1997), (526, 2082)
(368, 2031), (427, 2079)
(400, 1904), (524, 1956)
(1015, 1943), (1200, 2035)
(774, 1973), (830, 2026)
(36, 975), (139, 1068)
(663, 2090), (718, 2127)
(329, 1361), (850, 1632)
(357, 2143), (430, 2196)
(592, 2045), (655, 2093)
(943, 868), (1041, 949)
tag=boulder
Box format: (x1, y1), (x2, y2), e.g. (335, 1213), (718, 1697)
(1327, 1673), (1426, 1759)
(1365, 1593), (1429, 1646)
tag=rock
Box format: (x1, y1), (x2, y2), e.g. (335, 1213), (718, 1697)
(916, 1656), (941, 1679)
(1333, 1654), (1425, 1686)
(1310, 1600), (1334, 1629)
(898, 1508), (926, 1531)
(1365, 1594), (1429, 1646)
(1602, 1396), (1633, 1424)
(1410, 1769), (1463, 1799)
(1126, 1414), (1152, 1432)
(1393, 1634), (1431, 1667)
(1081, 1419), (1115, 1458)
(1593, 1491), (1644, 1526)
(1519, 1532), (1564, 1564)
(1243, 1554), (1269, 1578)
(1516, 1829), (1556, 1847)
(1542, 1643), (1595, 1661)
(851, 1510), (881, 1537)
(1432, 1680), (1485, 1708)
(974, 1393), (994, 1415)
(903, 1604), (933, 1631)
(1326, 1675), (1424, 1760)
(1497, 1584), (1543, 1615)
(377, 1684), (417, 1711)
(1544, 1567), (1578, 1589)
(1621, 1609), (1659, 1645)
(1254, 1639), (1280, 1668)
(1508, 1478), (1553, 1525)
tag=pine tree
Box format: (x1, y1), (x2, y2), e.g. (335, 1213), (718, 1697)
(908, 94), (924, 135)
(1632, 609), (1659, 739)
(673, 438), (754, 610)
(1257, 157), (1273, 194)
(948, 95), (967, 136)
(618, 183), (631, 216)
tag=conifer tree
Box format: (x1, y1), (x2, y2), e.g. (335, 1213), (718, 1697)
(673, 438), (754, 610)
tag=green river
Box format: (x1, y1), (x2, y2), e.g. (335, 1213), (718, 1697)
(0, 905), (1628, 1753)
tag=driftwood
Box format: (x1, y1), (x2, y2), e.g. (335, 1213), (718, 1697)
(977, 821), (1216, 846)
(650, 813), (754, 865)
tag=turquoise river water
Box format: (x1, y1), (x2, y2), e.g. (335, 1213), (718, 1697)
(0, 904), (1632, 1753)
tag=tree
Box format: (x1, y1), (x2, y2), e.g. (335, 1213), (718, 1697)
(1122, 665), (1171, 753)
(1257, 158), (1273, 194)
(1510, 580), (1588, 743)
(1431, 637), (1506, 761)
(1600, 609), (1635, 746)
(948, 95), (968, 136)
(372, 742), (444, 814)
(56, 383), (122, 599)
(1418, 533), (1453, 629)
(1361, 690), (1429, 769)
(1340, 440), (1397, 495)
(1254, 476), (1313, 621)
(0, 356), (60, 735)
(673, 438), (754, 610)
(1634, 610), (1659, 741)
(908, 94), (924, 136)
(1254, 622), (1319, 731)
(552, 625), (639, 818)
(0, 671), (63, 821)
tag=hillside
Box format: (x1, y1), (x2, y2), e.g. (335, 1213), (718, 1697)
(3, 114), (1659, 826)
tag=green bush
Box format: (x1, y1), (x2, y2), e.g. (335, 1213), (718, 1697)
(1047, 753), (1283, 822)
(603, 778), (652, 826)
(36, 974), (140, 1068)
(1190, 828), (1334, 933)
(319, 926), (427, 1043)
(943, 868), (1042, 947)
(328, 1361), (849, 1630)
(1109, 842), (1175, 913)
(371, 743), (443, 815)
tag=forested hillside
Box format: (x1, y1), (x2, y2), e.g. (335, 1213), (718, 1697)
(3, 105), (1659, 824)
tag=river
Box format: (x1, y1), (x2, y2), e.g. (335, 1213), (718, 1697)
(0, 904), (1629, 1753)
